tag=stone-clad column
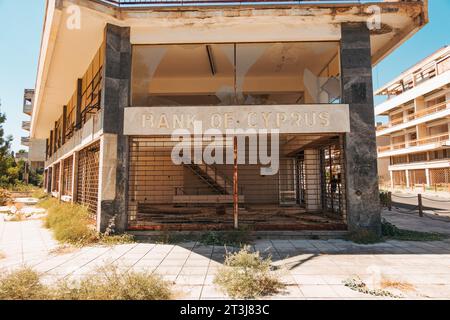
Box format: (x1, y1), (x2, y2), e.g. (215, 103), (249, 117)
(340, 23), (381, 235)
(97, 24), (131, 233)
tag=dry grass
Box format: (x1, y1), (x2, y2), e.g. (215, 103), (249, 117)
(49, 245), (80, 256)
(41, 198), (134, 246)
(54, 265), (173, 300)
(0, 267), (49, 300)
(0, 265), (173, 300)
(380, 277), (415, 292)
(6, 212), (26, 222)
(214, 246), (285, 299)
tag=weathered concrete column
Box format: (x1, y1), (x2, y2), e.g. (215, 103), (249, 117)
(340, 23), (381, 234)
(304, 149), (322, 211)
(97, 24), (131, 233)
(58, 160), (63, 200)
(71, 152), (78, 203)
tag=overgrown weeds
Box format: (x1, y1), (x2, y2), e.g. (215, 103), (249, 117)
(0, 267), (49, 300)
(53, 265), (172, 300)
(0, 188), (12, 206)
(381, 219), (445, 241)
(40, 198), (134, 246)
(0, 265), (172, 300)
(214, 246), (284, 299)
(200, 228), (252, 247)
(343, 277), (400, 298)
(345, 219), (446, 244)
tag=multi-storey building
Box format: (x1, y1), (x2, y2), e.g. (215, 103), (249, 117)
(29, 0), (427, 234)
(376, 46), (450, 190)
(21, 89), (46, 170)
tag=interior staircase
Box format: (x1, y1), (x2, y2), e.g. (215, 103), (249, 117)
(184, 162), (234, 195)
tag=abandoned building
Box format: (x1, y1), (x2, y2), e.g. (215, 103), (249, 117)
(29, 0), (428, 234)
(377, 45), (450, 190)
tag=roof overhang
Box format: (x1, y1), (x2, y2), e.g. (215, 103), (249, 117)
(31, 0), (428, 138)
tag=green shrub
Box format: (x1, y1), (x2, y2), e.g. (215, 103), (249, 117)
(200, 228), (252, 247)
(0, 267), (49, 300)
(344, 229), (382, 244)
(381, 219), (445, 241)
(53, 265), (172, 300)
(379, 191), (391, 208)
(214, 246), (284, 299)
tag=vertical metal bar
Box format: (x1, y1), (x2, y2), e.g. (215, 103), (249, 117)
(418, 193), (423, 217)
(233, 135), (239, 230)
(62, 105), (67, 145)
(76, 79), (83, 129)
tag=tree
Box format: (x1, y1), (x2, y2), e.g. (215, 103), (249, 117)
(0, 107), (16, 186)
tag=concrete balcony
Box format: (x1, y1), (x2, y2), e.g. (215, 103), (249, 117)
(376, 100), (450, 136)
(23, 89), (34, 115)
(22, 121), (31, 131)
(378, 133), (450, 158)
(21, 136), (30, 147)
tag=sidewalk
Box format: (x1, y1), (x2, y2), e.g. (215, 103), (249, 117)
(1, 215), (450, 299)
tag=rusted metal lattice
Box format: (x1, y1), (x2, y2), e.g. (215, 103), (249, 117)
(408, 169), (426, 186)
(52, 163), (60, 192)
(62, 156), (73, 196)
(429, 168), (450, 187)
(77, 142), (100, 216)
(127, 134), (346, 231)
(392, 171), (407, 187)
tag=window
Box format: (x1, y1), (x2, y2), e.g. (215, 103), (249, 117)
(131, 42), (341, 106)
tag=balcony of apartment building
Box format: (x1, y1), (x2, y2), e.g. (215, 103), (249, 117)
(375, 46), (450, 117)
(378, 119), (450, 158)
(21, 136), (30, 147)
(22, 121), (31, 131)
(376, 93), (450, 136)
(23, 89), (34, 115)
(44, 44), (104, 165)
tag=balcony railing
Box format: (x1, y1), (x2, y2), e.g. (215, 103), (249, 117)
(377, 100), (450, 131)
(23, 89), (34, 115)
(21, 137), (30, 147)
(98, 0), (415, 7)
(378, 133), (450, 153)
(22, 121), (31, 131)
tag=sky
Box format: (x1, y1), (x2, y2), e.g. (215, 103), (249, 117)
(0, 0), (449, 153)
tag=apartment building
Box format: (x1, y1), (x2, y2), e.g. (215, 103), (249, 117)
(376, 46), (450, 190)
(30, 0), (427, 234)
(21, 89), (46, 170)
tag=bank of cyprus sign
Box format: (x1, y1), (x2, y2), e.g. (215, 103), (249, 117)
(123, 105), (350, 135)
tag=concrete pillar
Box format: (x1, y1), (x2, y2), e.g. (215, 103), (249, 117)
(340, 23), (381, 234)
(58, 160), (63, 199)
(389, 171), (394, 189)
(97, 24), (131, 233)
(405, 169), (410, 189)
(304, 149), (321, 211)
(71, 152), (78, 203)
(425, 168), (431, 187)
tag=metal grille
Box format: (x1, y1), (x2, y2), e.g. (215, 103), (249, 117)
(430, 168), (450, 186)
(77, 142), (100, 215)
(127, 134), (346, 231)
(52, 163), (60, 192)
(62, 156), (73, 196)
(392, 170), (407, 187)
(320, 138), (346, 217)
(408, 169), (426, 186)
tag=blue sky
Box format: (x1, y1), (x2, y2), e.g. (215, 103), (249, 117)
(0, 0), (449, 152)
